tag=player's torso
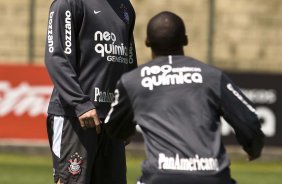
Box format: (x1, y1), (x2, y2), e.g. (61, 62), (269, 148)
(79, 0), (135, 66)
(78, 0), (135, 114)
(78, 1), (135, 79)
(124, 56), (229, 175)
(49, 0), (136, 117)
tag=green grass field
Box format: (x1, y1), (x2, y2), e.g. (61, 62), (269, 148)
(0, 153), (281, 184)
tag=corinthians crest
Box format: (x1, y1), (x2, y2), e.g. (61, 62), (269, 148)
(120, 3), (130, 24)
(68, 153), (83, 176)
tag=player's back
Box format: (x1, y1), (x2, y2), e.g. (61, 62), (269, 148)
(121, 55), (229, 175)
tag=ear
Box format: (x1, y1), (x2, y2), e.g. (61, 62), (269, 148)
(183, 35), (188, 46)
(145, 37), (151, 47)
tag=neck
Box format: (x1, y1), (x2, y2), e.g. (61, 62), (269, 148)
(152, 49), (184, 59)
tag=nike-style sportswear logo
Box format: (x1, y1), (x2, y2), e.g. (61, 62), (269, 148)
(94, 10), (101, 14)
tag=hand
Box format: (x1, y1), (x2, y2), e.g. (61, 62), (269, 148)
(79, 109), (101, 134)
(244, 137), (264, 161)
(124, 136), (133, 146)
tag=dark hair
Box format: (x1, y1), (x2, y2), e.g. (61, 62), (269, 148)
(146, 11), (187, 54)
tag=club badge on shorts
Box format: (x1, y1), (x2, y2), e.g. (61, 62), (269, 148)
(68, 153), (83, 176)
(120, 3), (129, 24)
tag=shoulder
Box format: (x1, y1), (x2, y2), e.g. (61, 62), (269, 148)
(121, 65), (142, 83)
(50, 0), (84, 25)
(187, 56), (224, 76)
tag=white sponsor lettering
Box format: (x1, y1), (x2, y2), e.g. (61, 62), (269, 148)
(64, 10), (72, 54)
(95, 30), (116, 43)
(227, 84), (257, 114)
(106, 55), (130, 64)
(0, 81), (52, 117)
(94, 87), (115, 103)
(47, 11), (54, 53)
(158, 153), (219, 171)
(95, 42), (126, 57)
(94, 31), (132, 64)
(141, 65), (203, 90)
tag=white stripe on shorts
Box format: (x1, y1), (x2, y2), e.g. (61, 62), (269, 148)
(52, 116), (64, 158)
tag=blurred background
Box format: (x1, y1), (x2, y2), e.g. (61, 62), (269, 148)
(1, 0), (282, 71)
(0, 0), (281, 183)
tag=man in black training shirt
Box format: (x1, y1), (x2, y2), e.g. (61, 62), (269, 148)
(105, 11), (264, 184)
(44, 0), (137, 183)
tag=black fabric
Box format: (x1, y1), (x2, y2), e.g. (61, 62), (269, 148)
(45, 0), (137, 118)
(92, 124), (127, 184)
(47, 115), (127, 184)
(105, 55), (264, 179)
(139, 168), (236, 184)
(105, 81), (135, 140)
(47, 115), (98, 183)
(44, 0), (136, 182)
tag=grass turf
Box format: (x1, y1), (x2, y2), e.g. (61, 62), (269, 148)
(0, 153), (281, 184)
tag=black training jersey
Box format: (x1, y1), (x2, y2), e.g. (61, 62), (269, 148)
(45, 0), (137, 118)
(105, 55), (264, 176)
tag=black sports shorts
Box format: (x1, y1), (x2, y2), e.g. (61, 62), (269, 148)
(47, 115), (126, 184)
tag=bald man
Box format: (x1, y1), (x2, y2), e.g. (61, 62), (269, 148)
(105, 11), (264, 184)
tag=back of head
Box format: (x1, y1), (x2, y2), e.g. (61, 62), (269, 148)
(146, 11), (188, 56)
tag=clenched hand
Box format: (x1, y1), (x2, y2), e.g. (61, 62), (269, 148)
(79, 109), (101, 134)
